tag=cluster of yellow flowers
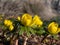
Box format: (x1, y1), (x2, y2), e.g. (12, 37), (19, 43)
(48, 22), (60, 34)
(16, 14), (60, 34)
(3, 13), (43, 31)
(21, 14), (43, 27)
(4, 20), (14, 31)
(3, 13), (60, 34)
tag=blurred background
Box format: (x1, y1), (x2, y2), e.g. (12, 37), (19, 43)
(0, 0), (60, 20)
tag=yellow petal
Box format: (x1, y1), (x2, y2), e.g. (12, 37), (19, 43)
(21, 13), (32, 26)
(22, 13), (32, 20)
(9, 25), (14, 31)
(4, 20), (12, 26)
(26, 19), (32, 26)
(31, 15), (43, 27)
(56, 28), (60, 34)
(4, 20), (8, 25)
(7, 20), (13, 26)
(17, 16), (20, 21)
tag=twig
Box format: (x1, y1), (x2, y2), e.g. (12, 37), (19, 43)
(15, 39), (18, 45)
(41, 34), (48, 43)
(23, 37), (28, 45)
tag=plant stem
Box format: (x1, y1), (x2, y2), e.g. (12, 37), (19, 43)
(23, 37), (28, 45)
(10, 39), (18, 45)
(41, 34), (49, 43)
(15, 39), (18, 45)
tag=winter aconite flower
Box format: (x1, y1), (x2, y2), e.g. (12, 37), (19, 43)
(17, 16), (20, 21)
(31, 15), (43, 27)
(48, 22), (58, 34)
(21, 14), (32, 26)
(4, 19), (14, 31)
(9, 25), (14, 31)
(4, 20), (13, 26)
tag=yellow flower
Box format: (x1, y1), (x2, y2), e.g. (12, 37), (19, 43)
(48, 22), (58, 34)
(31, 15), (43, 27)
(4, 20), (13, 26)
(9, 25), (14, 31)
(17, 16), (20, 21)
(21, 13), (32, 26)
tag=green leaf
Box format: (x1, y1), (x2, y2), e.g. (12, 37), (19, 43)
(30, 29), (35, 35)
(52, 35), (59, 40)
(31, 25), (37, 28)
(36, 27), (46, 35)
(19, 30), (24, 35)
(36, 30), (45, 35)
(27, 32), (31, 37)
(2, 25), (7, 30)
(19, 26), (25, 35)
(27, 27), (36, 35)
